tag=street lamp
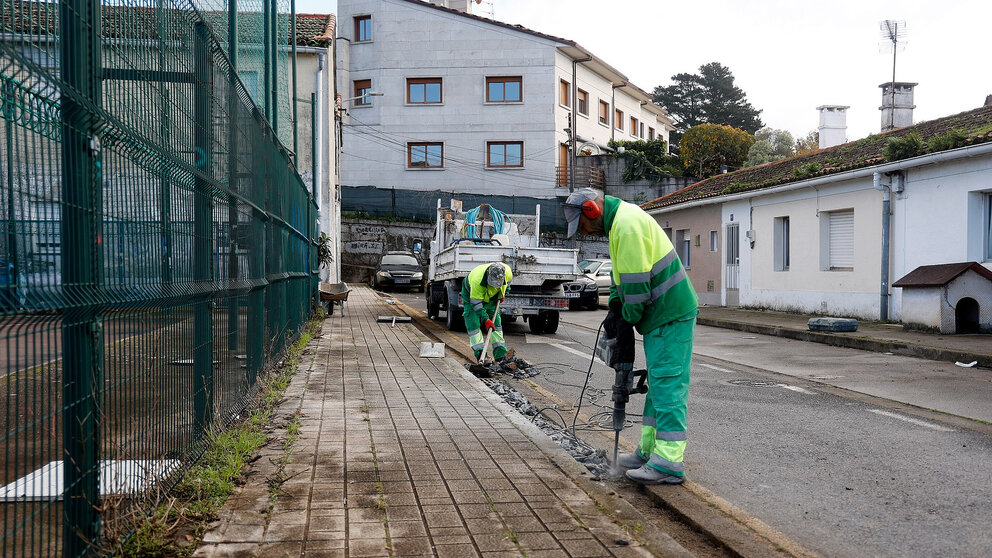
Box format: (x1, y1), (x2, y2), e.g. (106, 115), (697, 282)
(337, 91), (383, 109)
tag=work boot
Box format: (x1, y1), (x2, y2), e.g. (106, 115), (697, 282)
(625, 465), (684, 485)
(616, 452), (647, 470)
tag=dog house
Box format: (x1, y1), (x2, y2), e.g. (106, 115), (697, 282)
(893, 262), (992, 334)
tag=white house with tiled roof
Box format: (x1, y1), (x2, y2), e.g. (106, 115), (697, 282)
(335, 0), (673, 205)
(644, 101), (992, 329)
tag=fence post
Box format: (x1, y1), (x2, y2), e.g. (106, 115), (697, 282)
(247, 115), (266, 386)
(3, 80), (18, 309)
(193, 22), (214, 435)
(227, 1), (240, 351)
(59, 0), (103, 553)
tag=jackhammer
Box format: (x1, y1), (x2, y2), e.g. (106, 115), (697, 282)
(597, 333), (648, 474)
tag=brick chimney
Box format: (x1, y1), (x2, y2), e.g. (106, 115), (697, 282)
(817, 105), (849, 148)
(880, 82), (917, 131)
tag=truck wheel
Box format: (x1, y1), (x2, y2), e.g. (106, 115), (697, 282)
(528, 313), (546, 334)
(543, 310), (560, 334)
(444, 292), (464, 331)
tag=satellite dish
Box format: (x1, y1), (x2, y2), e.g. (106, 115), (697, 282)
(577, 142), (602, 156)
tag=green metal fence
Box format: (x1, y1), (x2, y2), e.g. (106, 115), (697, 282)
(0, 0), (317, 555)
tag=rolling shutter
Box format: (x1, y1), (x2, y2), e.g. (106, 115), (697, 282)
(828, 210), (854, 269)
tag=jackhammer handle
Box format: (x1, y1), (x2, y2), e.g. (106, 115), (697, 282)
(633, 368), (648, 394)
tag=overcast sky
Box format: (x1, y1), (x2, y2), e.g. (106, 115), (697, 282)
(303, 0), (992, 142)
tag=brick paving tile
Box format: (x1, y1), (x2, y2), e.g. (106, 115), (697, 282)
(385, 505), (424, 521)
(525, 550), (569, 558)
(349, 520), (387, 540)
(217, 523), (265, 542)
(503, 513), (545, 533)
(263, 522), (306, 542)
(470, 533), (518, 552)
(205, 542), (260, 557)
(300, 550), (345, 558)
(516, 531), (563, 551)
(347, 507), (384, 524)
(390, 536), (434, 555)
(424, 509), (463, 528)
(559, 537), (611, 557)
(344, 538), (390, 557)
(254, 541), (303, 557)
(305, 537), (346, 550)
(435, 543), (482, 558)
(465, 517), (507, 535)
(387, 519), (429, 538)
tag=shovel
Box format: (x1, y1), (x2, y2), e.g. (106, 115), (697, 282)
(468, 298), (502, 376)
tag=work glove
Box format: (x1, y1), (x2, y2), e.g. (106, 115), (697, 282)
(483, 319), (494, 333)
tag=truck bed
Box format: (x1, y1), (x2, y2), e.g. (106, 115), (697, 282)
(432, 244), (578, 287)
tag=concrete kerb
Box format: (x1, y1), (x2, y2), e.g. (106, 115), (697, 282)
(696, 316), (992, 369)
(382, 293), (695, 557)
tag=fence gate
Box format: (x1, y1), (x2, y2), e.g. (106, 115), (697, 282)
(725, 223), (740, 306)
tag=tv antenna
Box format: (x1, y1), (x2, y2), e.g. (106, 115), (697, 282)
(879, 20), (907, 130)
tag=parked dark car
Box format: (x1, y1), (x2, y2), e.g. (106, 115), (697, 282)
(372, 252), (424, 292)
(564, 272), (600, 310)
(579, 259), (612, 295)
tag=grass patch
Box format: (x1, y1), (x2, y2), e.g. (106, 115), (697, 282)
(122, 318), (321, 556)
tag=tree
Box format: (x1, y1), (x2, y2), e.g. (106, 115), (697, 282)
(680, 123), (755, 178)
(607, 139), (683, 182)
(794, 130), (819, 156)
(744, 127), (795, 167)
(654, 62), (763, 153)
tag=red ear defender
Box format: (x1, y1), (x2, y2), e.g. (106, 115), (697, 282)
(581, 199), (601, 220)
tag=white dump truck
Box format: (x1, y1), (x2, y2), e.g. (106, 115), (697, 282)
(425, 200), (578, 334)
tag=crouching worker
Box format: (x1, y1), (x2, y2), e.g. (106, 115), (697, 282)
(462, 262), (513, 361)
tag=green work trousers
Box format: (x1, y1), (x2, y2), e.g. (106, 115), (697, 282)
(636, 311), (696, 477)
(463, 298), (506, 360)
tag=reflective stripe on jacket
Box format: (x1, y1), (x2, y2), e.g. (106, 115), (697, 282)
(604, 196), (697, 334)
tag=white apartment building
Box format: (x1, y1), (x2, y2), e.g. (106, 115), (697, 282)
(335, 0), (673, 201)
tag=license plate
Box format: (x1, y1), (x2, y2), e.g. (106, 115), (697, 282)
(564, 292), (580, 298)
(394, 278), (410, 284)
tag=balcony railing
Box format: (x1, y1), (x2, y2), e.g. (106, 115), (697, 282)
(556, 166), (606, 189)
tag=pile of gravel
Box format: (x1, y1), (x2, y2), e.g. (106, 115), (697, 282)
(481, 378), (610, 477)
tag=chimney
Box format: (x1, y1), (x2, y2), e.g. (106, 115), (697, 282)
(817, 105), (849, 149)
(879, 82), (917, 131)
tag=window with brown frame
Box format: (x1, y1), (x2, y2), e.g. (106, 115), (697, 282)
(486, 76), (522, 102)
(615, 109), (624, 130)
(577, 89), (588, 115)
(599, 100), (609, 125)
(559, 79), (570, 108)
(487, 141), (523, 168)
(648, 127), (655, 140)
(354, 15), (372, 42)
(408, 143), (443, 168)
(407, 78), (442, 104)
(353, 79), (372, 106)
(640, 122), (645, 138)
(630, 116), (639, 137)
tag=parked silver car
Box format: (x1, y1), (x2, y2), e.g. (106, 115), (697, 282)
(578, 259), (612, 295)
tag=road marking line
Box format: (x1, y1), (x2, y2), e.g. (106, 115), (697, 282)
(548, 343), (613, 368)
(777, 384), (817, 395)
(697, 362), (738, 374)
(869, 409), (955, 432)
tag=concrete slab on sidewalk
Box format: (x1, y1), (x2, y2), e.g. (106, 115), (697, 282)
(196, 287), (691, 558)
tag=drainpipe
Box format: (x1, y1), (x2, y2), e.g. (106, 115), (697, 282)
(570, 57), (591, 193)
(611, 82), (626, 143)
(873, 172), (891, 321)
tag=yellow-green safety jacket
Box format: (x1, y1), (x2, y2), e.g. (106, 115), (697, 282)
(604, 196), (697, 333)
(463, 262), (513, 319)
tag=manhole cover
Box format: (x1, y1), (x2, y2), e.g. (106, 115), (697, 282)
(724, 379), (780, 388)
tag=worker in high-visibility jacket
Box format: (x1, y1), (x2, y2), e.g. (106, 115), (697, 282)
(564, 188), (698, 485)
(461, 262), (513, 361)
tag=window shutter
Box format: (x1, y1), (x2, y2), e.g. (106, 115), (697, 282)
(828, 210), (854, 269)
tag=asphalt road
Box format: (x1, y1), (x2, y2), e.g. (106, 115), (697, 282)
(386, 289), (992, 558)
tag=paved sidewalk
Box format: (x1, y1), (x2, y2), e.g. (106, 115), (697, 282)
(194, 287), (690, 558)
(696, 305), (992, 368)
